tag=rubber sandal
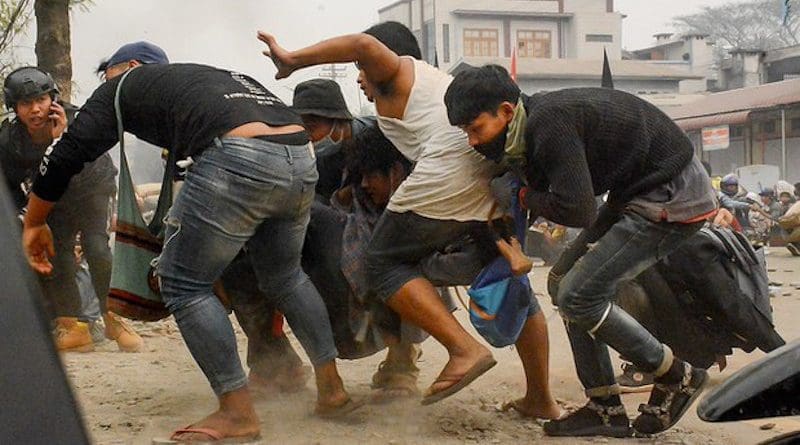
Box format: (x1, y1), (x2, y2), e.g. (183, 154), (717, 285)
(421, 355), (497, 406)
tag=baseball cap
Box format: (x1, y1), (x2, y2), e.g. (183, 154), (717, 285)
(106, 41), (169, 67)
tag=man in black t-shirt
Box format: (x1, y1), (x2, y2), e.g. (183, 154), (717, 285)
(22, 59), (360, 442)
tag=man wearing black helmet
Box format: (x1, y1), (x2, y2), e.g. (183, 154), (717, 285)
(0, 66), (141, 353)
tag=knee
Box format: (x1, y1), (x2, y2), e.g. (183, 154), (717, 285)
(80, 234), (111, 259)
(555, 278), (594, 327)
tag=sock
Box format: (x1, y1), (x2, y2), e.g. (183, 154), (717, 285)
(656, 358), (686, 384)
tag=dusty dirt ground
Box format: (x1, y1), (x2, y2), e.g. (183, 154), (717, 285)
(63, 249), (800, 445)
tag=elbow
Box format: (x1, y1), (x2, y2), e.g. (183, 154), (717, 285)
(355, 34), (382, 60)
(562, 196), (597, 228)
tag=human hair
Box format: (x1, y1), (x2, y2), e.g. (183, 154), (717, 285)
(444, 64), (521, 127)
(363, 21), (422, 60)
(345, 124), (411, 177)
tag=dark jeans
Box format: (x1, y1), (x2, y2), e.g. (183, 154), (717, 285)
(41, 191), (113, 319)
(556, 211), (702, 397)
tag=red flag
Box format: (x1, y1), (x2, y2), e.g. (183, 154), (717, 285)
(510, 46), (517, 83)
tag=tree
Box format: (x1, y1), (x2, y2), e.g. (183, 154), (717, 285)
(0, 0), (89, 107)
(673, 0), (800, 61)
(0, 0), (34, 79)
(34, 0), (71, 100)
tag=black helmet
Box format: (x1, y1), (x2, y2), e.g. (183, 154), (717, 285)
(3, 66), (59, 110)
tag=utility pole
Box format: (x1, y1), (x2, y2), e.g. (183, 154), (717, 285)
(319, 64), (363, 113)
(319, 64), (347, 80)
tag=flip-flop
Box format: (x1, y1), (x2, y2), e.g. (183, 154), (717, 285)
(421, 355), (497, 406)
(151, 426), (262, 444)
(314, 397), (367, 419)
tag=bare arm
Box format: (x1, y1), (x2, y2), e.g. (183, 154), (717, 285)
(258, 31), (401, 86)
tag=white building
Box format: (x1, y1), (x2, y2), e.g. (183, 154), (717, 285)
(627, 32), (716, 94)
(378, 0), (699, 94)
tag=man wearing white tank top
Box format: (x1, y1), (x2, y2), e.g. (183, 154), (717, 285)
(259, 22), (559, 417)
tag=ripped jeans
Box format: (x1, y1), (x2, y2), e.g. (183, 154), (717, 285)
(556, 211), (702, 397)
(156, 136), (337, 396)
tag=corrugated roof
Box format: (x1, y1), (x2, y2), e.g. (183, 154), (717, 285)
(674, 111), (751, 131)
(668, 78), (800, 127)
(449, 57), (702, 80)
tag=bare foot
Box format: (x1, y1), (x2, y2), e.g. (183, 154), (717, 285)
(171, 389), (260, 442)
(502, 397), (562, 420)
(170, 408), (260, 442)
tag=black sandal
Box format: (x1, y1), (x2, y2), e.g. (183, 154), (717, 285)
(633, 362), (708, 435)
(543, 400), (631, 438)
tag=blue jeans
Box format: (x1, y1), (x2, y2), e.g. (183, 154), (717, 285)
(157, 137), (337, 396)
(556, 211), (702, 397)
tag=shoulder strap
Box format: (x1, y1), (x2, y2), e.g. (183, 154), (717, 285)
(113, 69), (174, 237)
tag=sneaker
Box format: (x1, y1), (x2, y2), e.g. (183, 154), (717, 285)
(543, 400), (632, 438)
(616, 363), (654, 389)
(787, 243), (800, 257)
(54, 317), (95, 352)
(103, 312), (144, 353)
(633, 361), (708, 435)
(88, 320), (107, 344)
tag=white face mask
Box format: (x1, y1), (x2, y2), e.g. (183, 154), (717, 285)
(314, 121), (344, 148)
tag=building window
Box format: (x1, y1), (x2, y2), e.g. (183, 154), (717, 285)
(517, 30), (551, 58)
(586, 34), (614, 43)
(463, 28), (498, 57)
(730, 125), (744, 139)
(789, 116), (800, 137)
(424, 21), (436, 65)
(443, 24), (450, 63)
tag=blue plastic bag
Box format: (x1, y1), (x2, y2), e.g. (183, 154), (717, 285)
(467, 256), (532, 347)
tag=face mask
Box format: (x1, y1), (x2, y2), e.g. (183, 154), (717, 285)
(474, 98), (527, 164)
(474, 129), (507, 163)
(313, 121), (345, 150)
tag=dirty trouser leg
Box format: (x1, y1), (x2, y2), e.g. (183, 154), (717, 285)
(157, 137), (333, 396)
(78, 192), (113, 314)
(556, 212), (701, 396)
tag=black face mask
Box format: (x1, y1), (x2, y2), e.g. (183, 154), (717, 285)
(474, 127), (507, 163)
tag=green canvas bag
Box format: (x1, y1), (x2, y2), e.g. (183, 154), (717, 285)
(107, 69), (174, 321)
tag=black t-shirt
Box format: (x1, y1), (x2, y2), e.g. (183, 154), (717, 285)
(33, 63), (302, 202)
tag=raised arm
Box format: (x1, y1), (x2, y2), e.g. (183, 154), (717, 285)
(258, 31), (401, 87)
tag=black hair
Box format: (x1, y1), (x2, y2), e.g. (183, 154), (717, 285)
(345, 124), (411, 178)
(96, 59), (109, 75)
(444, 64), (521, 127)
(363, 21), (422, 60)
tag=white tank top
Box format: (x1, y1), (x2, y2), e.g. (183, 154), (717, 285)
(378, 59), (500, 221)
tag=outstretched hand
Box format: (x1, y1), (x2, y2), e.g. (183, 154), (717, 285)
(22, 223), (55, 275)
(257, 31), (296, 79)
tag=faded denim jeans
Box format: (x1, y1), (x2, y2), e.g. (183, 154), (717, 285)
(157, 136), (337, 396)
(556, 211), (702, 397)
